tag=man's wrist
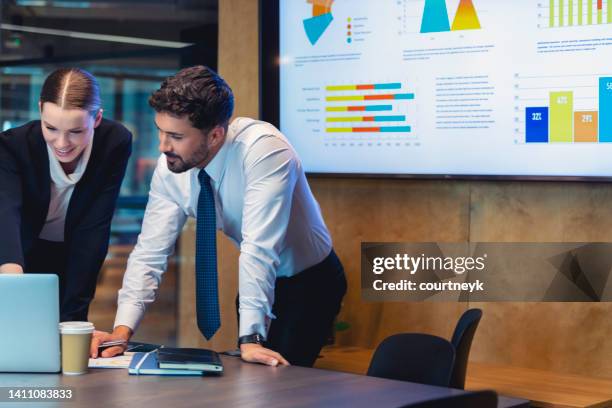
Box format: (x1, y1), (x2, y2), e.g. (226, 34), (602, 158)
(238, 333), (265, 348)
(112, 325), (133, 341)
(240, 342), (263, 352)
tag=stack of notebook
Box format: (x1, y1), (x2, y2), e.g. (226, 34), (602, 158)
(128, 347), (224, 376)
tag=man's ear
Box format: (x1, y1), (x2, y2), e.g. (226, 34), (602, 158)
(93, 109), (103, 128)
(208, 125), (226, 149)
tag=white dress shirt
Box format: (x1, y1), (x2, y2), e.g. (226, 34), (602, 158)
(39, 140), (93, 242)
(115, 117), (332, 338)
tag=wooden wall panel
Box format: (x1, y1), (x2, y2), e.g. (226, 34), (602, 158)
(309, 178), (471, 349)
(468, 182), (612, 378)
(217, 0), (259, 121)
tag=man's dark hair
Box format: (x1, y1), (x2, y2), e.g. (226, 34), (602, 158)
(149, 66), (234, 131)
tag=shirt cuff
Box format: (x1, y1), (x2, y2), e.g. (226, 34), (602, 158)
(114, 302), (146, 332)
(239, 308), (270, 339)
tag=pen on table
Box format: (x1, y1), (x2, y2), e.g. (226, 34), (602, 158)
(98, 340), (128, 350)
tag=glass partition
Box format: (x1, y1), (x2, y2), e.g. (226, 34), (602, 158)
(0, 59), (180, 243)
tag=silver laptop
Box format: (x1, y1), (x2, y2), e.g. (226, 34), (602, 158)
(0, 274), (61, 373)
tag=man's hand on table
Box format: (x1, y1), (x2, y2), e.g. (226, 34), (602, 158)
(240, 343), (290, 367)
(90, 325), (133, 358)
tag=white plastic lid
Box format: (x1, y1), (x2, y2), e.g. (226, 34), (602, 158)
(59, 321), (95, 334)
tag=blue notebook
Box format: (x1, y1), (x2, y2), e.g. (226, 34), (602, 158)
(128, 352), (204, 376)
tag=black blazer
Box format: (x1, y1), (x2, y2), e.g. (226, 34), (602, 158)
(0, 118), (132, 320)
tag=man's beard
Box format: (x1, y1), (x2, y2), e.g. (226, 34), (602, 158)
(166, 141), (210, 173)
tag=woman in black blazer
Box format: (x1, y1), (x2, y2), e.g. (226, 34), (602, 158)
(0, 68), (132, 322)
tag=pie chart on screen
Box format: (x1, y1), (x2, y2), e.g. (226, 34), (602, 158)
(303, 0), (334, 45)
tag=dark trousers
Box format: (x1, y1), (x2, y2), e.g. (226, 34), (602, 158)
(237, 249), (347, 367)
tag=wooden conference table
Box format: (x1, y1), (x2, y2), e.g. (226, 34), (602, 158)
(0, 356), (529, 407)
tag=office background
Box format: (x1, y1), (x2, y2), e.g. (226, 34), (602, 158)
(1, 0), (611, 380)
(203, 0), (612, 380)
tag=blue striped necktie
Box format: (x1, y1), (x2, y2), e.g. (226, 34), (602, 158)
(195, 169), (220, 340)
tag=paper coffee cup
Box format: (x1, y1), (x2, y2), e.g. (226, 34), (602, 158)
(59, 322), (95, 375)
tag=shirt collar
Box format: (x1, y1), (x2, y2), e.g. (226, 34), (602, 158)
(47, 138), (93, 188)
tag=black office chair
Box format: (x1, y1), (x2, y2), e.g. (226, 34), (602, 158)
(366, 333), (455, 387)
(399, 390), (498, 408)
(449, 308), (483, 389)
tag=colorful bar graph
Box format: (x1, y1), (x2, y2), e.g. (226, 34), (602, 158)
(326, 105), (393, 112)
(326, 126), (411, 133)
(549, 91), (573, 142)
(324, 80), (414, 135)
(326, 115), (406, 122)
(326, 83), (401, 91)
(599, 77), (612, 142)
(326, 93), (415, 102)
(526, 107), (549, 143)
(522, 76), (612, 144)
(547, 0), (612, 27)
(574, 111), (599, 142)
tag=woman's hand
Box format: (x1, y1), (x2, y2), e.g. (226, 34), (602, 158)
(0, 263), (23, 274)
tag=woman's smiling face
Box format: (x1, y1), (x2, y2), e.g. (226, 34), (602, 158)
(40, 101), (101, 166)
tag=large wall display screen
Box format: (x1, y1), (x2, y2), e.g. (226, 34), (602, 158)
(277, 0), (612, 178)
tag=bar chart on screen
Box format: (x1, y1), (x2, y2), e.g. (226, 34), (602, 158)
(513, 73), (612, 144)
(538, 0), (612, 28)
(291, 79), (419, 147)
(323, 81), (418, 145)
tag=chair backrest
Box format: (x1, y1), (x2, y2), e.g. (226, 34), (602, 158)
(399, 390), (498, 408)
(366, 333), (455, 387)
(449, 308), (483, 389)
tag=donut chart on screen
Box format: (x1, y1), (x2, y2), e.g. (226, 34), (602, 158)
(303, 0), (335, 45)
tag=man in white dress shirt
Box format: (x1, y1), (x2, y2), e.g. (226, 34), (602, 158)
(90, 66), (346, 367)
